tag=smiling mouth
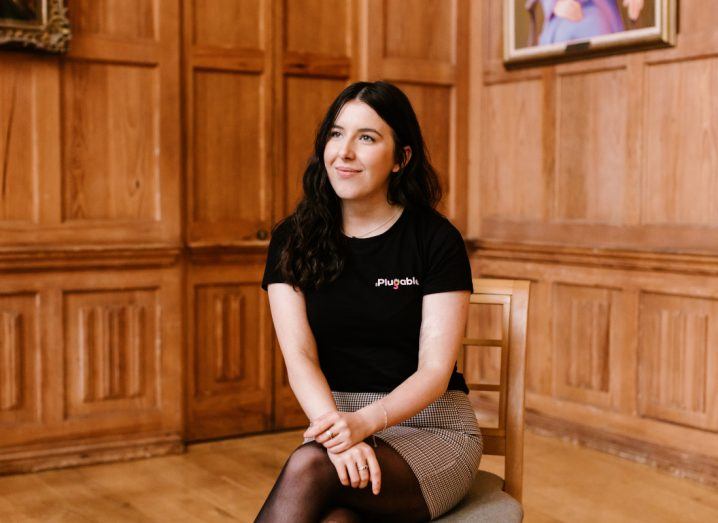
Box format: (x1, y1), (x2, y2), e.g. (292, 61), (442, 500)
(336, 167), (362, 177)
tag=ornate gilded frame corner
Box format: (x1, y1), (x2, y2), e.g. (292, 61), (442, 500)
(0, 0), (71, 53)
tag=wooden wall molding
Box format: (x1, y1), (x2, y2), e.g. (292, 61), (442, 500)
(469, 240), (718, 276)
(0, 245), (181, 271)
(0, 244), (298, 271)
(186, 248), (267, 267)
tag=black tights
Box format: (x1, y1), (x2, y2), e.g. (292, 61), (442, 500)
(254, 438), (431, 522)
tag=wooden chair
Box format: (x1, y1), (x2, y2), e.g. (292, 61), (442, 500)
(436, 278), (530, 522)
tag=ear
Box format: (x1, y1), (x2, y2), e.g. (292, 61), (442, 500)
(392, 146), (412, 172)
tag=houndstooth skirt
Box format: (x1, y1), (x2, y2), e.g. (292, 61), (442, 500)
(304, 390), (483, 520)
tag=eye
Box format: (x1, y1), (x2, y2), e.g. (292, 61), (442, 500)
(329, 130), (341, 138)
(359, 134), (375, 143)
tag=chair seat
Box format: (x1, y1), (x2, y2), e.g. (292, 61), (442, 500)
(434, 470), (524, 522)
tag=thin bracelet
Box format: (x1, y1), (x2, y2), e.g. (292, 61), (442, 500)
(372, 400), (389, 448)
(378, 399), (388, 431)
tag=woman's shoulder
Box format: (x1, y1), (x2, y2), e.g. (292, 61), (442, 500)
(408, 205), (464, 241)
(265, 216), (296, 261)
(269, 215), (295, 242)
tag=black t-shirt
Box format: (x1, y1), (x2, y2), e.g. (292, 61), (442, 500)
(261, 206), (473, 393)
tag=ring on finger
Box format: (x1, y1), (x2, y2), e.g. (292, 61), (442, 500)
(326, 430), (334, 439)
(357, 464), (368, 471)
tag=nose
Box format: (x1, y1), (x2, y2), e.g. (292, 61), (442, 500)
(338, 137), (355, 159)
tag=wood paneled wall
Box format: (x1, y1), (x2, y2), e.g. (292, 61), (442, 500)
(0, 0), (183, 473)
(182, 0), (276, 441)
(0, 0), (470, 471)
(468, 0), (718, 485)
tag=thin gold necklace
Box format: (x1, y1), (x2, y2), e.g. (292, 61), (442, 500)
(345, 206), (401, 238)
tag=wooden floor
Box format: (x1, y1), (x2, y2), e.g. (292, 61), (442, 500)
(1, 429), (717, 522)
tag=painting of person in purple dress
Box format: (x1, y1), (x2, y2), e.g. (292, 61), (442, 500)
(507, 0), (674, 65)
(526, 0), (645, 46)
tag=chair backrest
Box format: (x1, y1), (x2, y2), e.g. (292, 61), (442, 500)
(457, 278), (530, 502)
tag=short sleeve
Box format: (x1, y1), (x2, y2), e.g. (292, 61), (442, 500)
(261, 219), (292, 291)
(421, 220), (474, 296)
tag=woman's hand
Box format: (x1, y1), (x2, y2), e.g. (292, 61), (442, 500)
(326, 442), (382, 495)
(303, 410), (373, 454)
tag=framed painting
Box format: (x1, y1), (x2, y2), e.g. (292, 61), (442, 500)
(0, 0), (70, 53)
(504, 0), (677, 66)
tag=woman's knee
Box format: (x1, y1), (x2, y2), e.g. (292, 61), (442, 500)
(284, 442), (336, 482)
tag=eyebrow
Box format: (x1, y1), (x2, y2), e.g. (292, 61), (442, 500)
(331, 124), (383, 137)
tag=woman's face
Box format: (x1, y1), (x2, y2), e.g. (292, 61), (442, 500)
(323, 100), (404, 205)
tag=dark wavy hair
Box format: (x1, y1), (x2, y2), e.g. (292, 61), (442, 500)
(274, 81), (443, 292)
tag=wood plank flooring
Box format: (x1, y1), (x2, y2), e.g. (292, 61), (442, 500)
(1, 429), (716, 522)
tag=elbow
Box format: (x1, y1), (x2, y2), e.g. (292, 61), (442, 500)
(418, 365), (452, 398)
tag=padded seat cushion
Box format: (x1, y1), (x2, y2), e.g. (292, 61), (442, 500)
(434, 470), (524, 522)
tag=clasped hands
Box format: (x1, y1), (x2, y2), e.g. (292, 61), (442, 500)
(303, 409), (382, 495)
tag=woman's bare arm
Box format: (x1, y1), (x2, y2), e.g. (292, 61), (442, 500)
(267, 282), (336, 420)
(360, 290), (470, 431)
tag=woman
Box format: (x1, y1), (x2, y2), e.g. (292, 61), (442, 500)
(255, 81), (482, 522)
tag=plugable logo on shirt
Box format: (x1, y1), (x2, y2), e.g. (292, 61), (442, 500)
(375, 277), (420, 290)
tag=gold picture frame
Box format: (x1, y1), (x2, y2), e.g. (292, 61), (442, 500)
(504, 0), (677, 66)
(0, 0), (70, 53)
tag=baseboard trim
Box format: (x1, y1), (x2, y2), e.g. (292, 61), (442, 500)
(525, 409), (718, 488)
(0, 433), (184, 476)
